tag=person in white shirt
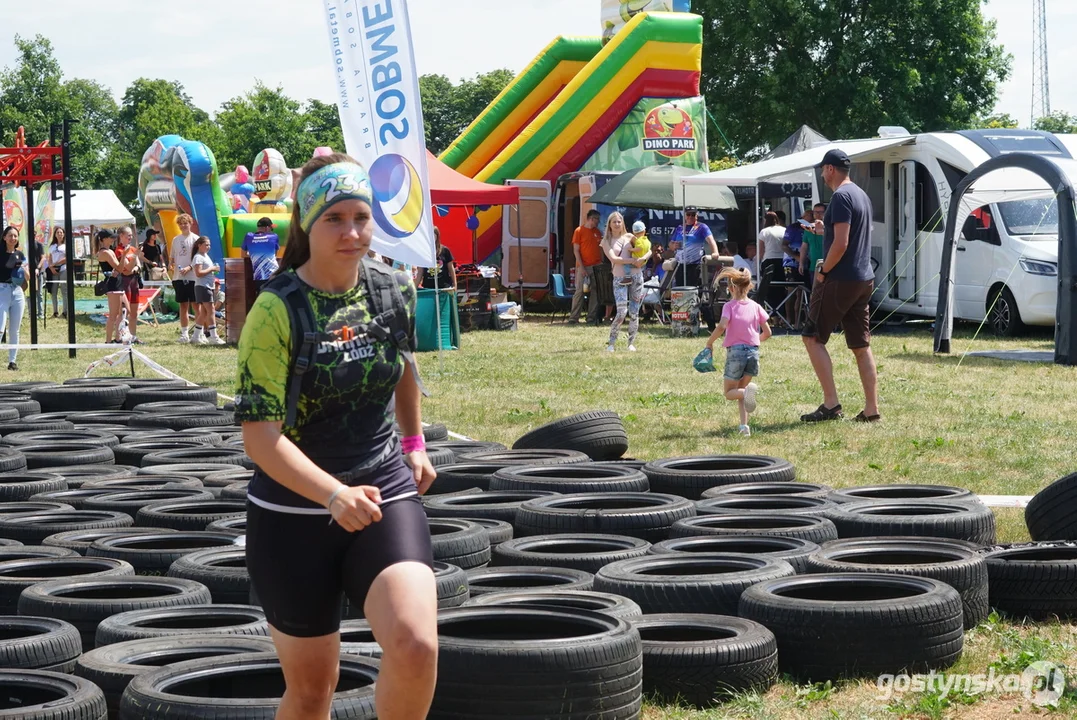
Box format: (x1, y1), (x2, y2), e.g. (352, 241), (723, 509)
(46, 227), (67, 318)
(732, 241), (757, 281)
(169, 214), (198, 343)
(191, 236), (224, 345)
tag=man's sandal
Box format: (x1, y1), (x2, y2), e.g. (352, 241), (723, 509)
(800, 404), (843, 423)
(854, 411), (881, 423)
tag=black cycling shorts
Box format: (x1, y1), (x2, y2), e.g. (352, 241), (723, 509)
(246, 493), (433, 638)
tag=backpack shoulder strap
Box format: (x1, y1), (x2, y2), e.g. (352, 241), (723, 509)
(361, 259), (429, 397)
(261, 272), (319, 427)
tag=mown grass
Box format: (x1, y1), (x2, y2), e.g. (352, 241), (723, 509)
(13, 302), (1077, 719)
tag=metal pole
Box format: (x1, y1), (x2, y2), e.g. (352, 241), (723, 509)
(26, 181), (38, 345)
(515, 203), (524, 314)
(754, 185), (761, 279)
(62, 119), (77, 359)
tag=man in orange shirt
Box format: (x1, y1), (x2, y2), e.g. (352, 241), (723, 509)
(568, 209), (603, 324)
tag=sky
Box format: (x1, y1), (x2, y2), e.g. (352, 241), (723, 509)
(1, 0), (1074, 130)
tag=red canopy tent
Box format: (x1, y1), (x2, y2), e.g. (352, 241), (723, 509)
(428, 151), (518, 264)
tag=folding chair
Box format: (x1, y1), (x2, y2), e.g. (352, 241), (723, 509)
(134, 286), (161, 327)
(749, 265), (796, 331)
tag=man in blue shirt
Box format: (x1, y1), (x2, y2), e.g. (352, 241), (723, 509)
(242, 217), (280, 294)
(668, 206), (718, 288)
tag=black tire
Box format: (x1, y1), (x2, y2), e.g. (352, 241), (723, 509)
(825, 501), (997, 545)
(1025, 472), (1077, 541)
(651, 535), (820, 573)
(464, 565), (594, 597)
(74, 634), (276, 719)
(0, 447), (27, 472)
(29, 487), (126, 509)
(631, 614), (778, 706)
(0, 555), (135, 612)
(128, 412), (235, 431)
(42, 527), (178, 555)
(457, 448), (591, 465)
(66, 410), (140, 426)
(0, 395), (44, 418)
(491, 464), (649, 494)
(515, 492), (697, 543)
(17, 576), (213, 650)
(0, 472), (66, 501)
(32, 464), (136, 488)
(429, 440), (507, 456)
(64, 377), (186, 390)
(988, 285), (1024, 337)
(89, 532), (240, 576)
(0, 420), (71, 435)
(82, 488), (214, 515)
(0, 501), (75, 516)
(95, 604), (268, 646)
(671, 514), (840, 543)
(464, 589), (643, 619)
(0, 616), (83, 672)
(594, 554), (795, 615)
(696, 495), (835, 517)
(807, 538), (989, 627)
(429, 519), (491, 569)
(205, 516), (246, 536)
(643, 455), (796, 500)
(827, 484), (978, 505)
(221, 482), (248, 500)
(112, 440), (206, 467)
(739, 573), (964, 681)
(2, 429), (119, 449)
(431, 607), (642, 719)
(701, 482), (832, 500)
(83, 474), (204, 491)
(0, 670), (107, 720)
(21, 442), (115, 470)
(0, 405), (17, 422)
(135, 500), (246, 532)
(139, 463), (242, 480)
(426, 463), (501, 494)
(512, 410), (629, 461)
(131, 401), (217, 414)
(0, 510), (134, 544)
(166, 547), (249, 604)
(422, 423), (449, 442)
(122, 385), (218, 410)
(31, 384), (130, 412)
(425, 446), (456, 468)
(119, 652), (378, 719)
(202, 468), (253, 488)
(466, 517), (513, 547)
(492, 534), (651, 573)
(434, 561), (470, 609)
(0, 545), (77, 561)
(339, 619), (382, 657)
(423, 490), (559, 524)
(0, 381), (57, 392)
(141, 447), (250, 469)
(135, 429), (219, 445)
(983, 542), (1077, 619)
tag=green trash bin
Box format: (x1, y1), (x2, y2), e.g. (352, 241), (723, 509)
(415, 289), (460, 352)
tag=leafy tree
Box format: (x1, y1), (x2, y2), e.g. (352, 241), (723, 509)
(972, 113), (1020, 130)
(418, 69), (514, 154)
(1034, 112), (1077, 135)
(215, 82), (309, 172)
(693, 0), (1011, 157)
(304, 99), (345, 155)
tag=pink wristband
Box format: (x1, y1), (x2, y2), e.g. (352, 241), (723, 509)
(401, 435), (426, 454)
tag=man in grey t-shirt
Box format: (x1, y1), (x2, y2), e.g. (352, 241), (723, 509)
(800, 149), (880, 423)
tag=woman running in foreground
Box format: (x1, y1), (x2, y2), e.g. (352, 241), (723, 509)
(236, 152), (438, 719)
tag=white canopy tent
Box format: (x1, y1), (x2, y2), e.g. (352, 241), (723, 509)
(51, 190), (135, 228)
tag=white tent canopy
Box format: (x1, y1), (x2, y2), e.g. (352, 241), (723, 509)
(51, 190), (135, 228)
(679, 136), (917, 199)
(955, 157), (1077, 224)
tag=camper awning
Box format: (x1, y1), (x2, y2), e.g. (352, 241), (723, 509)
(956, 157), (1077, 222)
(680, 136), (917, 192)
(52, 190), (135, 228)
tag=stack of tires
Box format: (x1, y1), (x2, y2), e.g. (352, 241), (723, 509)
(0, 393), (1041, 717)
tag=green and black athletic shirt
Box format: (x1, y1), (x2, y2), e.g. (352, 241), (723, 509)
(235, 267), (417, 511)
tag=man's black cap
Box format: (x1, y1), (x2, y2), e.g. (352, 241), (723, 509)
(685, 206), (699, 213)
(145, 228), (159, 239)
(817, 149), (851, 169)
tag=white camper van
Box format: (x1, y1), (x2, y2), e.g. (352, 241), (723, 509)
(686, 128), (1064, 335)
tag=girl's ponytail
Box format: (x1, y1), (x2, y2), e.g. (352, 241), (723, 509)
(719, 267), (753, 301)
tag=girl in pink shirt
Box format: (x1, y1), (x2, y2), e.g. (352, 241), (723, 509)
(705, 268), (771, 436)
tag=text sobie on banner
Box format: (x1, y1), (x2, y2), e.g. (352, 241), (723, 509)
(322, 0), (436, 268)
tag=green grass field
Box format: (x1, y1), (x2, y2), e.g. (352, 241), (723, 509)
(14, 303), (1077, 719)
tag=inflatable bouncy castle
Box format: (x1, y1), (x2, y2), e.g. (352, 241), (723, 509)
(439, 0), (705, 263)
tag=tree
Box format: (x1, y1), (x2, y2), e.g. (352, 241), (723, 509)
(304, 99), (345, 155)
(972, 113), (1020, 129)
(0, 35), (120, 190)
(215, 82), (309, 172)
(418, 69), (514, 155)
(1034, 112), (1077, 135)
(693, 0), (1011, 157)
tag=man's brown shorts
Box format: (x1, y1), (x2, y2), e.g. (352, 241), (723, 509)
(802, 279), (873, 349)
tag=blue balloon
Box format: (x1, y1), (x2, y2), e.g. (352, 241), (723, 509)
(466, 215), (481, 231)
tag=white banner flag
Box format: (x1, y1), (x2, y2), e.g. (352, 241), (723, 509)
(321, 0), (436, 267)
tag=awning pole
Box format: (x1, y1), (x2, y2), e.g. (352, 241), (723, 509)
(754, 185), (761, 278)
